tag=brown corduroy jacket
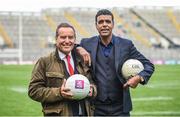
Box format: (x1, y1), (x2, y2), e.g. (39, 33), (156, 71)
(28, 48), (97, 116)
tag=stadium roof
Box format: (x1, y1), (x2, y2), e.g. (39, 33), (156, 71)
(0, 0), (180, 12)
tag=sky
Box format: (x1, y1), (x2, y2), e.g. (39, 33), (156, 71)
(0, 0), (180, 12)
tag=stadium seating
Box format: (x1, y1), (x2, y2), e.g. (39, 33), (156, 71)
(0, 7), (180, 64)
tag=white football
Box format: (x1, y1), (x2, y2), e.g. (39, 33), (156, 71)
(65, 74), (90, 100)
(121, 59), (144, 80)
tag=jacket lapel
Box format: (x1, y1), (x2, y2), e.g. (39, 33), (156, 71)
(114, 36), (121, 73)
(91, 36), (98, 74)
(114, 36), (125, 83)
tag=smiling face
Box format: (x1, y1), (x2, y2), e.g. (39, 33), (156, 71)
(96, 15), (114, 38)
(56, 27), (75, 55)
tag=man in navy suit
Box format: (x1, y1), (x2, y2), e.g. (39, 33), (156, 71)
(78, 9), (154, 116)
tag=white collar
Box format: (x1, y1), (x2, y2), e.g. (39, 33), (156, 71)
(58, 50), (72, 60)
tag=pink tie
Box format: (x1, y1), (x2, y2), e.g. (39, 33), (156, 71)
(66, 55), (74, 76)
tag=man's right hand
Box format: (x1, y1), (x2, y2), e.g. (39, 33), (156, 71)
(60, 79), (73, 99)
(76, 46), (91, 66)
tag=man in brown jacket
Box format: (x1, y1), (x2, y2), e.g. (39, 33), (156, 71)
(28, 23), (97, 116)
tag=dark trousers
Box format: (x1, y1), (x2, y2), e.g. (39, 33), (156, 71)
(70, 100), (87, 116)
(94, 100), (129, 116)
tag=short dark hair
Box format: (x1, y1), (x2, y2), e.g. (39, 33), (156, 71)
(55, 23), (76, 39)
(95, 9), (114, 24)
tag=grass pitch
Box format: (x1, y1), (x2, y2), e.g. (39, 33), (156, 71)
(0, 65), (180, 116)
(131, 65), (180, 116)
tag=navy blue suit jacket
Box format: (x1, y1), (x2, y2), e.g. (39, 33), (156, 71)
(80, 35), (154, 112)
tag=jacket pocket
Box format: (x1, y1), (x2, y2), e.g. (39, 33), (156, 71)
(43, 108), (63, 116)
(46, 72), (65, 87)
(46, 72), (64, 78)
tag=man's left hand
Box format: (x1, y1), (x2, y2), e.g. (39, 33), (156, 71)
(76, 46), (91, 66)
(123, 75), (142, 89)
(88, 85), (94, 97)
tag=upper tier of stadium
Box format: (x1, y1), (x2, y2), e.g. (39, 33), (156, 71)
(0, 7), (180, 64)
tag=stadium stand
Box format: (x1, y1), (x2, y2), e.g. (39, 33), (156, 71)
(0, 7), (180, 64)
(132, 7), (180, 48)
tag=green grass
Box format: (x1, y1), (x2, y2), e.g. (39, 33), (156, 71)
(131, 65), (180, 116)
(0, 65), (42, 116)
(0, 65), (180, 116)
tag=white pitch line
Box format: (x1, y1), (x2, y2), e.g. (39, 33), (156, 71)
(10, 86), (27, 93)
(132, 111), (180, 115)
(132, 96), (173, 101)
(147, 82), (180, 89)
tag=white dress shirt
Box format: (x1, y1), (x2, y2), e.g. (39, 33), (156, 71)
(58, 50), (75, 74)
